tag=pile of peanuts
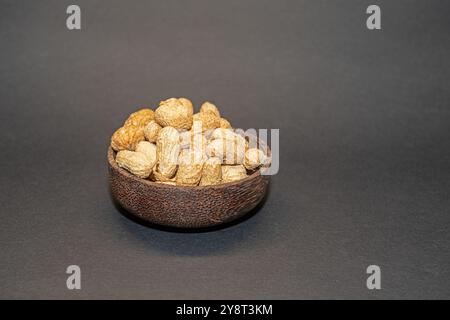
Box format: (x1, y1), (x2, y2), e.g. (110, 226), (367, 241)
(110, 97), (270, 186)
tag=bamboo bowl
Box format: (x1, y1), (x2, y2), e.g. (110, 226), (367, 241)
(107, 147), (270, 229)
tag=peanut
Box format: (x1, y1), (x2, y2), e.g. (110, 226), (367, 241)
(243, 148), (266, 170)
(206, 137), (246, 164)
(179, 146), (205, 165)
(199, 157), (222, 186)
(111, 125), (145, 151)
(179, 97), (194, 115)
(155, 98), (193, 130)
(210, 128), (232, 140)
(115, 150), (153, 178)
(179, 130), (193, 149)
(192, 111), (220, 132)
(153, 166), (177, 182)
(221, 165), (247, 183)
(176, 150), (204, 186)
(179, 131), (207, 157)
(205, 139), (225, 160)
(124, 108), (154, 128)
(111, 98), (265, 185)
(135, 141), (157, 168)
(191, 134), (208, 161)
(143, 120), (162, 143)
(191, 120), (205, 136)
(200, 101), (220, 118)
(210, 128), (246, 145)
(156, 126), (180, 178)
(219, 117), (232, 129)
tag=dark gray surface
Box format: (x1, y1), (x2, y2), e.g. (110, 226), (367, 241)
(0, 0), (449, 299)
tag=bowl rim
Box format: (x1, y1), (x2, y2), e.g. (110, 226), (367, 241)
(107, 146), (266, 190)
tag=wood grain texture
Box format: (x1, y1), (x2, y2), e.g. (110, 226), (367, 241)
(107, 147), (269, 228)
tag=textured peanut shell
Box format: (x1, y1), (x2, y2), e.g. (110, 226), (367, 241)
(178, 148), (197, 164)
(155, 98), (193, 130)
(221, 165), (247, 183)
(226, 138), (246, 164)
(179, 97), (194, 115)
(156, 126), (180, 178)
(124, 108), (154, 128)
(191, 134), (208, 157)
(111, 125), (145, 151)
(179, 130), (193, 149)
(210, 128), (245, 144)
(143, 120), (162, 143)
(175, 150), (205, 186)
(115, 150), (153, 178)
(192, 111), (220, 132)
(176, 164), (203, 186)
(153, 166), (177, 182)
(206, 138), (246, 164)
(176, 164), (203, 187)
(199, 157), (222, 186)
(200, 101), (220, 118)
(219, 118), (232, 129)
(180, 130), (207, 155)
(191, 121), (208, 137)
(135, 141), (157, 168)
(244, 148), (266, 170)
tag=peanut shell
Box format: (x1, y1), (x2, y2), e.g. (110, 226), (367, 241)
(219, 117), (232, 129)
(135, 141), (157, 168)
(192, 111), (220, 132)
(115, 150), (153, 178)
(153, 166), (177, 182)
(179, 130), (193, 149)
(200, 101), (220, 118)
(111, 125), (145, 151)
(243, 148), (266, 170)
(143, 120), (162, 143)
(179, 97), (194, 115)
(199, 157), (222, 186)
(221, 165), (247, 183)
(124, 108), (154, 128)
(210, 128), (246, 145)
(156, 126), (180, 178)
(155, 98), (193, 130)
(206, 138), (246, 164)
(176, 150), (204, 186)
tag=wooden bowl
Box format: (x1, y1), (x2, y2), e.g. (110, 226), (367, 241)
(107, 147), (270, 229)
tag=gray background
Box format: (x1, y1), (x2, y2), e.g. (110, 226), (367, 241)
(0, 0), (449, 299)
